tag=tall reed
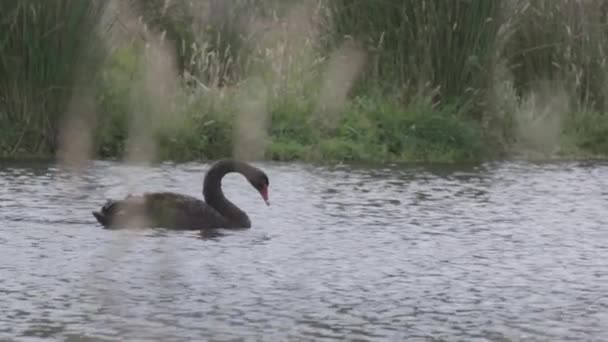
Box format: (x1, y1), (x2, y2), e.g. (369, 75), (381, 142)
(503, 0), (608, 111)
(0, 0), (107, 156)
(323, 0), (502, 113)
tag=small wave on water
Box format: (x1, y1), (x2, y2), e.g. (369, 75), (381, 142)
(1, 159), (607, 341)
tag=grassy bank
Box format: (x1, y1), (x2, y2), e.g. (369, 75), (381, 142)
(95, 41), (490, 163)
(2, 0), (608, 163)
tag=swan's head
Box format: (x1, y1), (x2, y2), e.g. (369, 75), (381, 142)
(247, 170), (270, 206)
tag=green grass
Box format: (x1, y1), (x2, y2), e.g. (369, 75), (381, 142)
(562, 110), (608, 156)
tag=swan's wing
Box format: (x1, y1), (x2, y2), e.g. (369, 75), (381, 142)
(96, 192), (231, 229)
(95, 195), (148, 228)
(141, 192), (230, 229)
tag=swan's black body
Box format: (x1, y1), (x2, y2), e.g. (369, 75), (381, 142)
(92, 159), (269, 230)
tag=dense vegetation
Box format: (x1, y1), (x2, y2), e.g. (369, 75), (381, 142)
(2, 0), (608, 163)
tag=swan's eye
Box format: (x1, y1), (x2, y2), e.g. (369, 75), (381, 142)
(251, 172), (268, 191)
(251, 179), (264, 191)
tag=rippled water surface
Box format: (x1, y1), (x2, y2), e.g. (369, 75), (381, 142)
(1, 159), (608, 341)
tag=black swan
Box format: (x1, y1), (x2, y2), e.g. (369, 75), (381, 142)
(92, 159), (269, 230)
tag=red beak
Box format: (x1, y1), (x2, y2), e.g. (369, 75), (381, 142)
(260, 186), (269, 206)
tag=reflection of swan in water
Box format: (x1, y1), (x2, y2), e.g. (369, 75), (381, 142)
(92, 159), (270, 230)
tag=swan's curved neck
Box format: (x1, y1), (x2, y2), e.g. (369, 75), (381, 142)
(202, 159), (251, 226)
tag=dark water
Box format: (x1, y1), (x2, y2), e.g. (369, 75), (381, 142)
(1, 159), (607, 341)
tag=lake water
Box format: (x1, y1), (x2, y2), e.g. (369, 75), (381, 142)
(0, 159), (607, 341)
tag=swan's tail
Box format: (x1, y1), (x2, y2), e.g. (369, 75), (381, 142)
(92, 199), (119, 227)
(92, 211), (108, 226)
